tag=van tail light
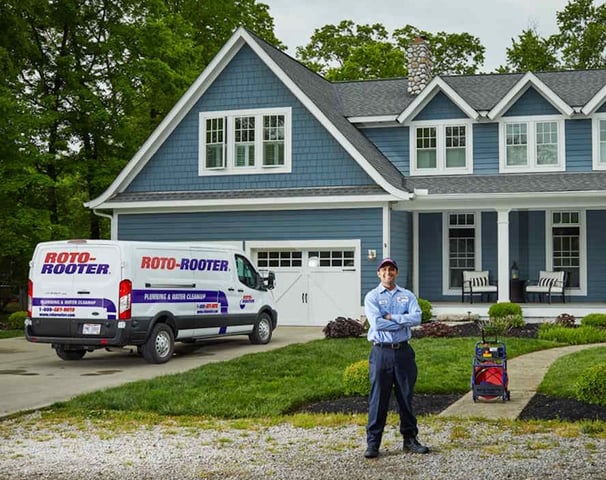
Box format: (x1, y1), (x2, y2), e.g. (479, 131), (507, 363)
(118, 279), (132, 320)
(27, 280), (33, 318)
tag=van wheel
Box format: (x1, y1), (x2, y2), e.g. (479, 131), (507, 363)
(55, 345), (86, 361)
(249, 313), (272, 345)
(142, 323), (174, 364)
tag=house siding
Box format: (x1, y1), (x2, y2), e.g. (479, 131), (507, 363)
(126, 45), (374, 193)
(587, 210), (606, 300)
(565, 119), (592, 172)
(503, 87), (559, 116)
(361, 126), (409, 175)
(413, 91), (468, 121)
(117, 207), (383, 301)
(390, 210), (413, 289)
(473, 123), (499, 174)
(418, 213), (443, 300)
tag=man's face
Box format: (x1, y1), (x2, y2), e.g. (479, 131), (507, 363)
(377, 264), (398, 287)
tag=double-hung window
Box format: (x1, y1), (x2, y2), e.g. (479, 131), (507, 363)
(547, 210), (585, 294)
(499, 116), (564, 172)
(409, 120), (472, 175)
(200, 107), (291, 175)
(592, 114), (606, 170)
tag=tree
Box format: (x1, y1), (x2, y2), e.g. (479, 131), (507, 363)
(501, 0), (606, 72)
(503, 27), (559, 73)
(0, 0), (281, 286)
(296, 21), (485, 81)
(550, 0), (606, 69)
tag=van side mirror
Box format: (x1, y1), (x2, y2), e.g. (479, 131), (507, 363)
(264, 271), (275, 290)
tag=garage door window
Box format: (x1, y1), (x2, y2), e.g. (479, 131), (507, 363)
(257, 251), (302, 268)
(308, 250), (354, 267)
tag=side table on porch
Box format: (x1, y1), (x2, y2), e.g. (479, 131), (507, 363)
(510, 278), (526, 303)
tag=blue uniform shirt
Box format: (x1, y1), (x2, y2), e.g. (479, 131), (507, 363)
(364, 283), (422, 344)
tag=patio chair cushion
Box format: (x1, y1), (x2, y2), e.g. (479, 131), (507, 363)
(526, 271), (564, 293)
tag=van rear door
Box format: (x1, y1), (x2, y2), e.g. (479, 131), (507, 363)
(29, 241), (122, 337)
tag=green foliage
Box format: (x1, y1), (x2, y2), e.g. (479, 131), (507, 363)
(575, 364), (606, 406)
(342, 360), (370, 396)
(418, 298), (432, 323)
(296, 20), (485, 81)
(5, 311), (27, 329)
(581, 313), (606, 328)
(538, 324), (606, 344)
(488, 302), (523, 318)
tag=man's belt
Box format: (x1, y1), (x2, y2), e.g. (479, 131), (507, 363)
(373, 341), (408, 349)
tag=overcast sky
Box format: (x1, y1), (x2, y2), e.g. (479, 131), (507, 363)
(263, 0), (574, 72)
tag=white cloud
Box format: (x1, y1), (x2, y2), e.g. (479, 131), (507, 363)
(264, 0), (571, 72)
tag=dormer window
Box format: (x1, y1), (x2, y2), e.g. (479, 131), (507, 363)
(409, 120), (473, 175)
(499, 116), (564, 172)
(199, 107), (291, 175)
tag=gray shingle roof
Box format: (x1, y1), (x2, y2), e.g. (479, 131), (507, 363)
(404, 172), (606, 195)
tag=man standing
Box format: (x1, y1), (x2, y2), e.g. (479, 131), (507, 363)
(363, 257), (429, 458)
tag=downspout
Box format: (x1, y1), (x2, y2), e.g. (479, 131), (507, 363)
(92, 209), (114, 239)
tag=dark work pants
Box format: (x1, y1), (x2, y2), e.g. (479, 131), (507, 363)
(366, 343), (418, 448)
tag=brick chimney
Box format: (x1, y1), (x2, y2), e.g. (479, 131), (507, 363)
(407, 36), (432, 95)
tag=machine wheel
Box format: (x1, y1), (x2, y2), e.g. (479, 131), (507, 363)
(142, 323), (174, 364)
(55, 345), (86, 361)
(249, 312), (273, 345)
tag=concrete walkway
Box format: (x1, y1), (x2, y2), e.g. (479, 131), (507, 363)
(440, 343), (606, 420)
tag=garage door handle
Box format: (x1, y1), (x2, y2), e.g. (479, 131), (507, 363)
(302, 293), (308, 303)
(77, 290), (90, 294)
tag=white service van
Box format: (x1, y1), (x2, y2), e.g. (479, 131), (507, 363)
(25, 240), (277, 363)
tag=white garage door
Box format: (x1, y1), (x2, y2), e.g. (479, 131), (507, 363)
(254, 246), (360, 326)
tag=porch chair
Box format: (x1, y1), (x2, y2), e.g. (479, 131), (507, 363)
(461, 271), (498, 304)
(525, 270), (567, 304)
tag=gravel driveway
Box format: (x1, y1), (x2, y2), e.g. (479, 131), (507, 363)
(1, 412), (605, 479)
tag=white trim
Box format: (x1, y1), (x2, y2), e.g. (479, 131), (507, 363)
(582, 84), (606, 115)
(408, 119), (473, 175)
(488, 72), (574, 120)
(382, 205), (390, 258)
(397, 77), (479, 123)
(198, 107), (292, 175)
(498, 115), (566, 173)
(592, 114), (606, 170)
(442, 212), (481, 296)
(348, 115), (399, 124)
(545, 209), (587, 296)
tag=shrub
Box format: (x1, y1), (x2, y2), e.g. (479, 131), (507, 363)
(4, 301), (22, 314)
(417, 321), (456, 338)
(581, 313), (606, 329)
(343, 360), (370, 396)
(5, 311), (27, 330)
(488, 302), (522, 319)
(418, 298), (432, 323)
(323, 317), (365, 338)
(554, 313), (576, 328)
(538, 324), (606, 344)
(575, 364), (606, 406)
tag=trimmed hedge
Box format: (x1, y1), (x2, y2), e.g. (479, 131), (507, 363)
(343, 360), (370, 396)
(538, 324), (606, 344)
(581, 313), (606, 329)
(5, 311), (27, 330)
(575, 364), (606, 406)
(418, 298), (432, 323)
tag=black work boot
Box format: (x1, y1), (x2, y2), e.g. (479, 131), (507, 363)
(403, 437), (429, 454)
(364, 445), (379, 458)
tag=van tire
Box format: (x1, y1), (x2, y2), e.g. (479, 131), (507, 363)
(55, 345), (86, 361)
(249, 313), (272, 345)
(142, 323), (174, 364)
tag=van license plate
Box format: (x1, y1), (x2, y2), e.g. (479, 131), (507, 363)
(83, 324), (101, 335)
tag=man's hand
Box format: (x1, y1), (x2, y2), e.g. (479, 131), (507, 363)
(383, 313), (391, 321)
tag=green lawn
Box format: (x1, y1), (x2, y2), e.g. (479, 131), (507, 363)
(54, 336), (563, 418)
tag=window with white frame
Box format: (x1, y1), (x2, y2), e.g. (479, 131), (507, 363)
(592, 115), (606, 170)
(409, 120), (472, 175)
(199, 107), (291, 175)
(499, 116), (564, 172)
(549, 210), (584, 290)
(445, 213), (479, 291)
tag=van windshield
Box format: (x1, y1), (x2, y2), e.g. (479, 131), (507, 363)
(236, 255), (263, 290)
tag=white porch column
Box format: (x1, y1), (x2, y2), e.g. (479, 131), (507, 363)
(497, 209), (510, 303)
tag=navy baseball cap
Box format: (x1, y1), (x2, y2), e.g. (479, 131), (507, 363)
(377, 257), (398, 271)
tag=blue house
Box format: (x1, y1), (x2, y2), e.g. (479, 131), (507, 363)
(87, 28), (606, 325)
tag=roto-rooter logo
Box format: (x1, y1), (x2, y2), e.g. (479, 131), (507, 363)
(41, 251), (110, 274)
(140, 256), (228, 272)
